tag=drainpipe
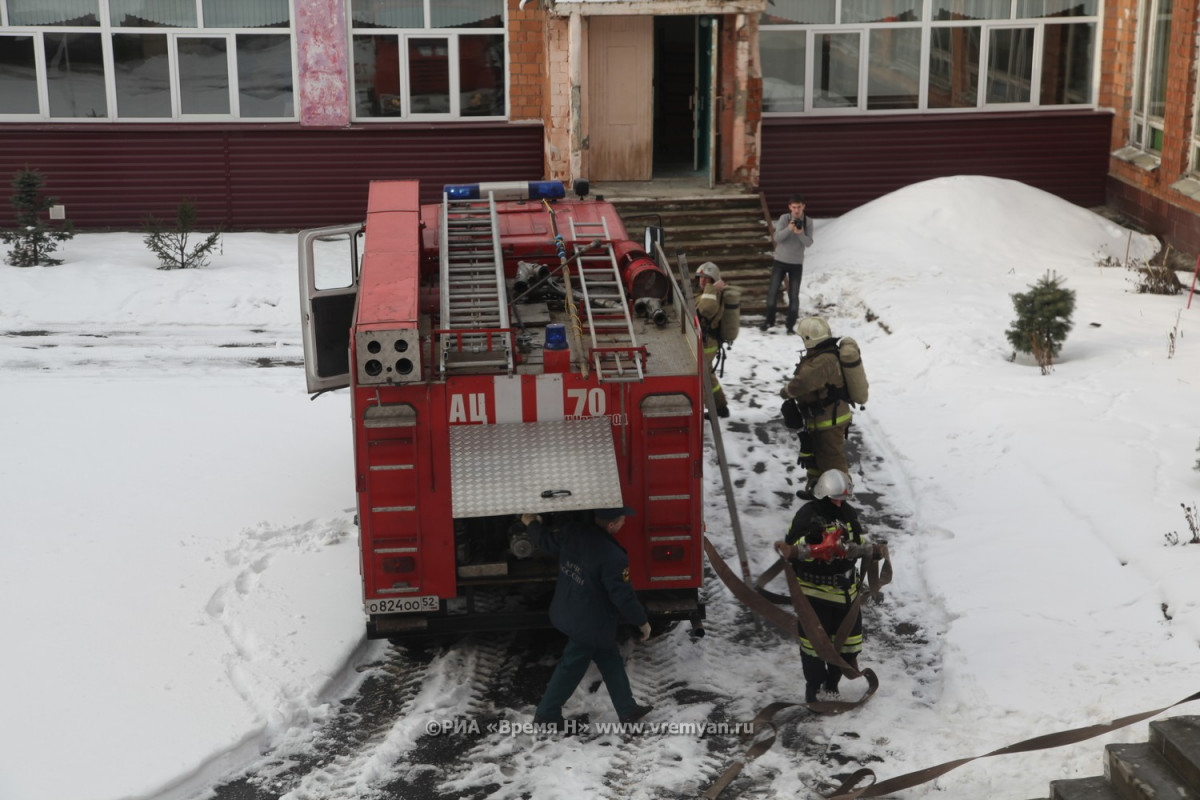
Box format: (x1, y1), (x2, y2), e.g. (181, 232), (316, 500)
(569, 11), (584, 182)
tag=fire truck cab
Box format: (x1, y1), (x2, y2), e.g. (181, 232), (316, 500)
(298, 179), (706, 639)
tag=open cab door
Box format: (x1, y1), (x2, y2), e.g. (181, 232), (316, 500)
(298, 223), (365, 393)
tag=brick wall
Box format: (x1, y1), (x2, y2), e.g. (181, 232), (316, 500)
(1104, 0), (1200, 260)
(507, 0), (546, 122)
(1100, 0), (1136, 149)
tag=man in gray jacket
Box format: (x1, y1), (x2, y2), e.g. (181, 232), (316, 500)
(762, 194), (814, 335)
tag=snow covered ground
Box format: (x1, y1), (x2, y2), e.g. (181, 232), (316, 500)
(1, 176), (1198, 800)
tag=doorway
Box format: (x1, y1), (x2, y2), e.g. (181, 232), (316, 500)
(586, 15), (717, 184)
(652, 15), (716, 181)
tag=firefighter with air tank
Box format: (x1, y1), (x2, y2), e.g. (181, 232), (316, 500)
(780, 316), (868, 497)
(695, 261), (742, 420)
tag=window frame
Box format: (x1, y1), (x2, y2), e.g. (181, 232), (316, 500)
(1129, 0), (1172, 156)
(760, 0), (1099, 116)
(0, 0), (297, 122)
(348, 2), (508, 123)
(1191, 63), (1200, 175)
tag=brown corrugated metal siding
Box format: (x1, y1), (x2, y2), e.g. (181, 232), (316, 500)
(759, 110), (1114, 219)
(0, 123), (545, 230)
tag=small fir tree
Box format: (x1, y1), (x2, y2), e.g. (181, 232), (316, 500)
(1005, 270), (1076, 374)
(1, 168), (75, 267)
(143, 199), (222, 270)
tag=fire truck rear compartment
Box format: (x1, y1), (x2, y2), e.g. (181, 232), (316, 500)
(367, 507), (703, 640)
(309, 181), (708, 642)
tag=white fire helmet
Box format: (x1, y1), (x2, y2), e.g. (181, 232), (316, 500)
(812, 469), (853, 502)
(796, 316), (832, 349)
(695, 261), (721, 282)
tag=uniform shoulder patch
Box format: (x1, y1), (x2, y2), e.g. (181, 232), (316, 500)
(621, 566), (630, 583)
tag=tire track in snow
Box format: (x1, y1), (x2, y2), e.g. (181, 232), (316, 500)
(279, 636), (516, 800)
(0, 325), (301, 371)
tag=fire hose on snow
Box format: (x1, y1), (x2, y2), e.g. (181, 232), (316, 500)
(702, 536), (1200, 799)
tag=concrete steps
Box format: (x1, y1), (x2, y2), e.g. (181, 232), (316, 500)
(610, 193), (778, 314)
(1033, 716), (1200, 800)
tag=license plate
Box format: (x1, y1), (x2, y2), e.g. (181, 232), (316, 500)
(365, 595), (439, 615)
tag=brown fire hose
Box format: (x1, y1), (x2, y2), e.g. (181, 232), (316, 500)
(700, 537), (892, 799)
(702, 536), (1200, 800)
(823, 688), (1200, 799)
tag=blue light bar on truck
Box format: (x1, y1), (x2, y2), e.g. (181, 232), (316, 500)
(443, 181), (566, 202)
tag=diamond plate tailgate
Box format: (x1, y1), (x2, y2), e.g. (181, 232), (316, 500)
(449, 417), (623, 518)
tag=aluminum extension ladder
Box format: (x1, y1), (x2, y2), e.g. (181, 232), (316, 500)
(439, 190), (513, 375)
(568, 216), (645, 382)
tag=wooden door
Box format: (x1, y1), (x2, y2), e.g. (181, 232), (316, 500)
(588, 16), (654, 181)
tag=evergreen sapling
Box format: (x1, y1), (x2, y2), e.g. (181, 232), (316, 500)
(1005, 270), (1076, 374)
(143, 200), (222, 270)
(1, 168), (75, 267)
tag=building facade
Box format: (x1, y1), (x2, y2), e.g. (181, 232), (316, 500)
(1102, 0), (1200, 257)
(0, 0), (1196, 260)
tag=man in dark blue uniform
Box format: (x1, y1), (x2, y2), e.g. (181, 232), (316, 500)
(523, 506), (654, 729)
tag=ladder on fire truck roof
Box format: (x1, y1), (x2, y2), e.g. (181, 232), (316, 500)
(568, 216), (645, 383)
(438, 190), (513, 376)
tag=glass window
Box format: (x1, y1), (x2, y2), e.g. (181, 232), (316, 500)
(760, 0), (1094, 114)
(0, 35), (39, 113)
(868, 28), (921, 109)
(431, 0), (502, 29)
(353, 34), (402, 116)
(202, 0), (289, 29)
(178, 36), (228, 114)
(1015, 0), (1098, 17)
(928, 25), (981, 108)
(113, 33), (172, 117)
(843, 0), (924, 24)
(761, 0), (835, 25)
(1145, 1), (1170, 120)
(109, 0), (196, 27)
(814, 32), (860, 109)
(8, 0), (100, 26)
(933, 0), (1012, 20)
(409, 37), (449, 114)
(1, 0), (296, 120)
(1131, 0), (1172, 153)
(760, 29), (805, 112)
(351, 0), (423, 29)
(1191, 40), (1200, 174)
(44, 32), (107, 117)
(1038, 22), (1093, 104)
(236, 33), (292, 117)
(459, 33), (503, 116)
(350, 3), (507, 120)
(985, 27), (1033, 103)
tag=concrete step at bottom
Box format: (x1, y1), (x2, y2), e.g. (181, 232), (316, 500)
(1151, 716), (1200, 791)
(1049, 775), (1122, 800)
(1106, 742), (1200, 800)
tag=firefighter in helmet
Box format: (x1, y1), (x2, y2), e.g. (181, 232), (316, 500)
(773, 469), (868, 704)
(695, 261), (730, 418)
(781, 316), (851, 495)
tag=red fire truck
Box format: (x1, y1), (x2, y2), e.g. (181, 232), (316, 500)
(298, 179), (706, 639)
